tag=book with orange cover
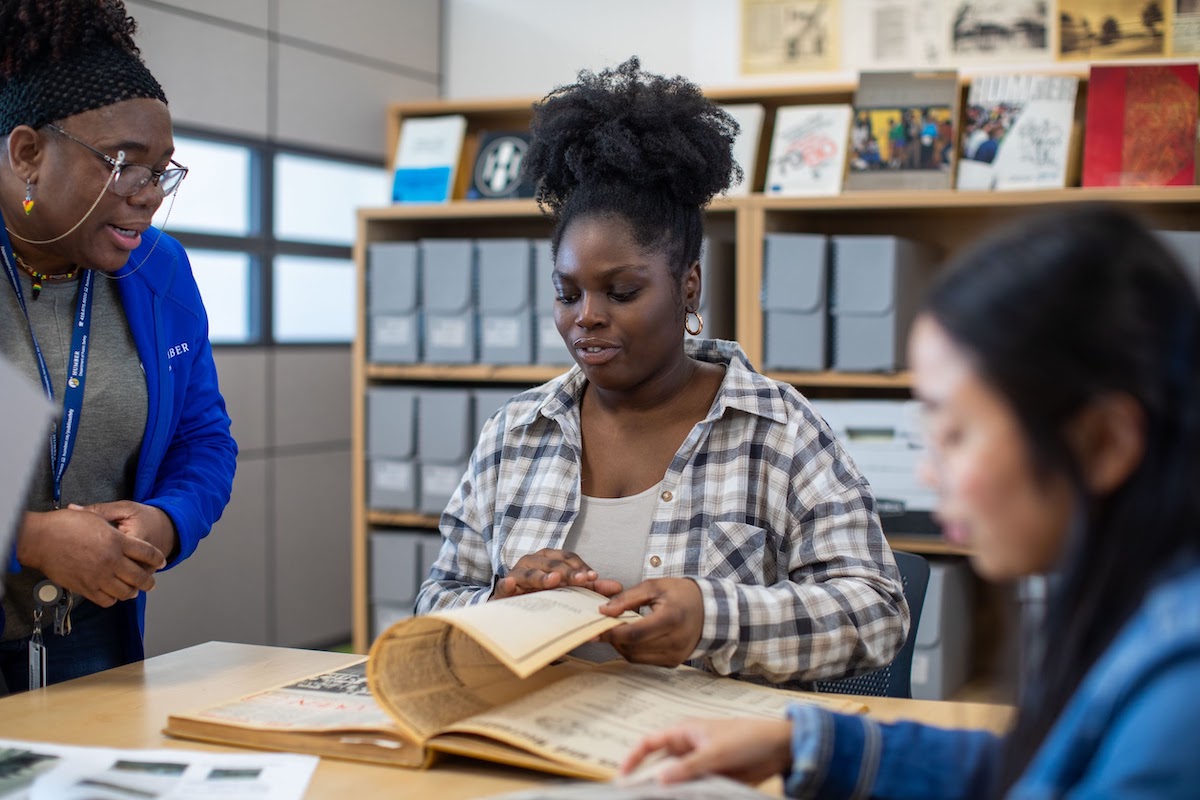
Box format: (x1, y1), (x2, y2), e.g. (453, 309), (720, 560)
(164, 587), (865, 780)
(1082, 64), (1199, 187)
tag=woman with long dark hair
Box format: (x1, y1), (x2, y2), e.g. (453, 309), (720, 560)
(623, 204), (1200, 796)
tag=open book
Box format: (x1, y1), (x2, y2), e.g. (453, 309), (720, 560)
(165, 587), (865, 780)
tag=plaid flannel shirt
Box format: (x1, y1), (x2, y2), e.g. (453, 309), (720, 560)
(415, 339), (909, 685)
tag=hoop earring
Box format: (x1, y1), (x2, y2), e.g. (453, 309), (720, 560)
(684, 309), (704, 336)
(23, 180), (35, 215)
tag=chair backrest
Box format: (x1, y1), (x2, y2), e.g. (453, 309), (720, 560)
(814, 550), (931, 698)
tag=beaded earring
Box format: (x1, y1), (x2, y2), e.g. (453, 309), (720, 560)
(23, 180), (35, 215)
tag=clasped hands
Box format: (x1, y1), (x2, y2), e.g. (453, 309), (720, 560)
(17, 501), (176, 607)
(492, 548), (704, 667)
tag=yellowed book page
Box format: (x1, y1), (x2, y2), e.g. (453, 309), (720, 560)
(429, 586), (639, 677)
(368, 610), (601, 743)
(438, 661), (866, 780)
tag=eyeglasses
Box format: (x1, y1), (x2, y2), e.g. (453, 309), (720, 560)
(44, 123), (188, 197)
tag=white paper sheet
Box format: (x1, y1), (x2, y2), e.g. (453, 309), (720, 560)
(0, 739), (316, 800)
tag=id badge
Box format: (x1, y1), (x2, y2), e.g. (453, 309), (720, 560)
(28, 637), (46, 690)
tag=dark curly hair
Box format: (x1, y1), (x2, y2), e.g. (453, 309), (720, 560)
(0, 0), (140, 82)
(524, 57), (740, 282)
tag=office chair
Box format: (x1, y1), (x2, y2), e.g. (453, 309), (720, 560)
(814, 550), (931, 698)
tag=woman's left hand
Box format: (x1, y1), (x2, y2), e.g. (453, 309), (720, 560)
(70, 501), (179, 563)
(621, 717), (794, 785)
(598, 578), (704, 667)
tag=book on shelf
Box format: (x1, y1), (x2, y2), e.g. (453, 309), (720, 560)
(764, 104), (853, 196)
(164, 587), (864, 780)
(719, 103), (766, 196)
(1082, 64), (1199, 188)
(466, 130), (537, 200)
(956, 74), (1079, 191)
(844, 70), (960, 191)
(391, 114), (468, 203)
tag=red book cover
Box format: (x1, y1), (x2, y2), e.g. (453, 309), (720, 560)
(1082, 64), (1199, 187)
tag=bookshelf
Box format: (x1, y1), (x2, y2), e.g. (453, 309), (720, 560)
(352, 85), (1200, 704)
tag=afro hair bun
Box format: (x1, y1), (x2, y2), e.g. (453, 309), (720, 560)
(525, 56), (741, 216)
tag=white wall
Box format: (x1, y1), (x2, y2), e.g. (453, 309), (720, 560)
(130, 0), (440, 157)
(444, 0), (850, 99)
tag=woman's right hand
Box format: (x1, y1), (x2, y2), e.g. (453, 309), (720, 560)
(491, 549), (623, 600)
(15, 509), (166, 607)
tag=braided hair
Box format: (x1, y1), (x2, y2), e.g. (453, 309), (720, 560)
(524, 56), (740, 282)
(0, 0), (165, 136)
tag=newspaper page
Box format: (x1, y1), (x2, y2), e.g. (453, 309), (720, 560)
(1059, 0), (1167, 60)
(0, 739), (314, 800)
(741, 0), (840, 73)
(842, 0), (948, 69)
(485, 772), (776, 799)
(438, 661), (867, 780)
(1174, 0), (1200, 55)
(368, 588), (638, 741)
(174, 660), (398, 733)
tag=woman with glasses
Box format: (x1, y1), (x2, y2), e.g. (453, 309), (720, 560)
(0, 0), (236, 693)
(623, 205), (1200, 797)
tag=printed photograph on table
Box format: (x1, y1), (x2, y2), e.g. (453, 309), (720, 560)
(949, 0), (1052, 60)
(1058, 0), (1167, 59)
(740, 0), (839, 73)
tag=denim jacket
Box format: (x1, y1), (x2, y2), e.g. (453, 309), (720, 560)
(784, 560), (1200, 798)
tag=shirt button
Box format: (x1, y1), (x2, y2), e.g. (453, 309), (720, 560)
(649, 555), (662, 568)
(660, 491), (673, 502)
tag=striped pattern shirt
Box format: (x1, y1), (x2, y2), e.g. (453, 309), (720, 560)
(415, 339), (909, 685)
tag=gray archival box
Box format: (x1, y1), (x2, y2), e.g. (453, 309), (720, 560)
(762, 232), (828, 371)
(367, 241), (420, 363)
(830, 235), (938, 372)
(421, 239), (476, 364)
(478, 239), (534, 364)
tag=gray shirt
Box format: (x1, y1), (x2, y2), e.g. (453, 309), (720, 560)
(0, 269), (147, 640)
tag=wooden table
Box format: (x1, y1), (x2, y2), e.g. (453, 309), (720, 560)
(0, 641), (1014, 798)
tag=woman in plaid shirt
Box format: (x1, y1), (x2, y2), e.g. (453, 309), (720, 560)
(415, 58), (907, 687)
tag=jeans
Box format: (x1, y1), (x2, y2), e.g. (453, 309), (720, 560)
(0, 598), (129, 695)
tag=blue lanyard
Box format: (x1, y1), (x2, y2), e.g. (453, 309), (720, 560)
(0, 224), (95, 508)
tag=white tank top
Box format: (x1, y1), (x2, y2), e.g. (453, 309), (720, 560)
(562, 481), (660, 663)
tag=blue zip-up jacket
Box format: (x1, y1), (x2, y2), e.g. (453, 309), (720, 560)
(783, 559), (1200, 798)
(3, 220), (237, 662)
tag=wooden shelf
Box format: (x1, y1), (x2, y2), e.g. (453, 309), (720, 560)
(366, 363), (568, 383)
(367, 510), (439, 529)
(754, 185), (1200, 212)
(887, 534), (973, 557)
(768, 370), (911, 389)
(358, 198), (541, 221)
